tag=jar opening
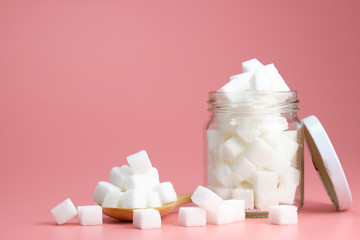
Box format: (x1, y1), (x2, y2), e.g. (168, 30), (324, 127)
(207, 91), (299, 114)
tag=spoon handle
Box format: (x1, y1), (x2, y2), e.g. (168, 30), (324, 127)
(175, 192), (193, 207)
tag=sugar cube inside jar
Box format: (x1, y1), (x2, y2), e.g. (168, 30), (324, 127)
(204, 59), (304, 217)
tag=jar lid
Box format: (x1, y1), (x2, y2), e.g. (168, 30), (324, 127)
(302, 115), (352, 211)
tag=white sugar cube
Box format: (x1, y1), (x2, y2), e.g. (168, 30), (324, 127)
(109, 165), (132, 191)
(191, 186), (223, 213)
(212, 162), (233, 187)
(250, 71), (272, 91)
(220, 72), (252, 92)
(145, 167), (160, 188)
(262, 64), (290, 91)
(268, 205), (298, 225)
(207, 150), (222, 168)
(275, 140), (298, 164)
(235, 124), (261, 144)
(254, 192), (279, 210)
(220, 135), (247, 163)
(279, 166), (301, 186)
(261, 131), (298, 162)
(127, 150), (153, 174)
(231, 156), (256, 182)
(93, 181), (120, 205)
(245, 138), (275, 168)
(278, 183), (297, 205)
(123, 174), (150, 192)
(232, 187), (254, 209)
(78, 205), (103, 226)
(253, 171), (278, 194)
(102, 189), (123, 208)
(146, 191), (162, 208)
(223, 199), (245, 221)
(265, 157), (291, 175)
(242, 58), (264, 72)
(207, 200), (245, 224)
(178, 207), (206, 227)
(283, 130), (298, 142)
(133, 209), (161, 230)
(256, 116), (289, 132)
(207, 129), (225, 152)
(51, 198), (77, 225)
(207, 167), (222, 186)
(208, 186), (233, 200)
(230, 71), (254, 82)
(154, 182), (177, 205)
(120, 189), (147, 209)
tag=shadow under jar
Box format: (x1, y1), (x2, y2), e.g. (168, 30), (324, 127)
(204, 91), (304, 218)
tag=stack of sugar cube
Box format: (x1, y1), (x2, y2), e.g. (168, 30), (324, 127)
(207, 59), (301, 211)
(93, 150), (177, 210)
(179, 186), (245, 227)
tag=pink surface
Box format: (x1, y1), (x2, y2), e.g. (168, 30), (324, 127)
(0, 0), (359, 239)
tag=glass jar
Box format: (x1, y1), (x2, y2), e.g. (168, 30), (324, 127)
(204, 91), (304, 217)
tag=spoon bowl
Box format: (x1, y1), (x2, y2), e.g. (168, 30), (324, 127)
(101, 192), (193, 221)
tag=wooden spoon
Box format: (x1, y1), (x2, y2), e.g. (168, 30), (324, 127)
(101, 192), (193, 221)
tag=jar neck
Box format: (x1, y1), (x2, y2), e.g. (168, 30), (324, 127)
(207, 91), (299, 118)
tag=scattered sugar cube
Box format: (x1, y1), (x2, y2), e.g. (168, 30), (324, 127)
(154, 182), (177, 205)
(127, 150), (153, 174)
(253, 171), (278, 194)
(242, 58), (264, 72)
(206, 200), (245, 225)
(102, 189), (123, 208)
(254, 192), (279, 210)
(51, 198), (77, 225)
(231, 156), (256, 182)
(220, 135), (247, 164)
(268, 205), (298, 225)
(232, 187), (254, 209)
(208, 186), (233, 200)
(146, 191), (162, 208)
(212, 162), (233, 187)
(278, 183), (297, 205)
(250, 71), (272, 91)
(245, 138), (275, 168)
(93, 181), (120, 205)
(120, 189), (147, 209)
(178, 207), (206, 227)
(109, 165), (132, 191)
(222, 199), (245, 221)
(191, 186), (223, 213)
(133, 209), (161, 230)
(78, 205), (103, 226)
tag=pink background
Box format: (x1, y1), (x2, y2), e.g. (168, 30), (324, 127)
(0, 0), (359, 239)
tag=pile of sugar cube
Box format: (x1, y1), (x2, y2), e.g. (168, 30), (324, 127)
(50, 150), (177, 228)
(207, 58), (301, 211)
(94, 150), (177, 210)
